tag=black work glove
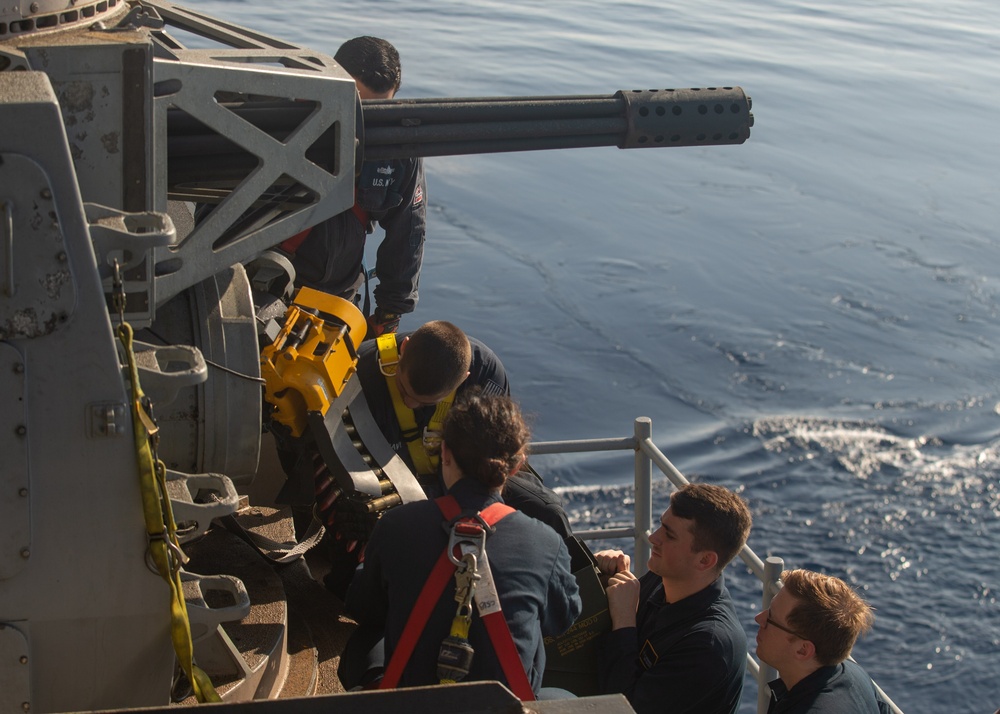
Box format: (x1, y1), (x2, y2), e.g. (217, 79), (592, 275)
(366, 307), (400, 339)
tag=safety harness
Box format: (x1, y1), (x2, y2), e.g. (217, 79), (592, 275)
(376, 333), (455, 476)
(379, 496), (535, 701)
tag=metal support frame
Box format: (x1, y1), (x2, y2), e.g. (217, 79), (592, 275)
(632, 418), (653, 575)
(146, 0), (358, 307)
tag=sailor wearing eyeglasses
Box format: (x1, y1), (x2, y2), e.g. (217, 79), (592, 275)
(754, 569), (890, 714)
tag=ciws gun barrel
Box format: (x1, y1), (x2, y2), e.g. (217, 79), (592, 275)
(166, 87), (752, 191)
(362, 87), (753, 157)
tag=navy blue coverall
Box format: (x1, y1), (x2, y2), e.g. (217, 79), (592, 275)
(290, 157), (426, 316)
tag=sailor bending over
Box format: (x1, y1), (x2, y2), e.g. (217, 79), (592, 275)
(348, 320), (571, 534)
(281, 36), (426, 338)
(308, 320), (573, 592)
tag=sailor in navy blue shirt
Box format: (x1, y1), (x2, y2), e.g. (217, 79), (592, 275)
(754, 569), (891, 714)
(352, 325), (572, 538)
(766, 660), (890, 714)
(283, 36), (425, 337)
(347, 475), (581, 692)
(345, 392), (581, 693)
(322, 323), (571, 612)
(595, 483), (753, 714)
(354, 330), (508, 470)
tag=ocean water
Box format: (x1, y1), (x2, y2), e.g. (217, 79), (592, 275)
(190, 1), (999, 711)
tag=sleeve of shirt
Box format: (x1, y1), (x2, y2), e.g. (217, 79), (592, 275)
(600, 626), (738, 714)
(373, 158), (427, 316)
(599, 626), (642, 697)
(468, 340), (510, 397)
(543, 534), (583, 637)
(502, 471), (574, 539)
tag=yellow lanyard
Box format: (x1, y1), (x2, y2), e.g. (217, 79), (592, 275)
(119, 321), (220, 703)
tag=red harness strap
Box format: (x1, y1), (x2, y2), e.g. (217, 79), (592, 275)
(380, 496), (535, 701)
(277, 204), (371, 255)
(279, 228), (312, 255)
(351, 203), (372, 231)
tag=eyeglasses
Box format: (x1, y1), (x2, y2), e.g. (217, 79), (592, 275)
(763, 609), (805, 639)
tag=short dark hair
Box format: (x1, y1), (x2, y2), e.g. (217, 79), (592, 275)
(334, 36), (402, 94)
(399, 321), (471, 397)
(782, 569), (875, 666)
(442, 390), (529, 489)
(669, 483), (751, 571)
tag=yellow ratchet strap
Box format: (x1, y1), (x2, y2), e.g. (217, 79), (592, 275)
(118, 321), (220, 703)
(377, 333), (455, 476)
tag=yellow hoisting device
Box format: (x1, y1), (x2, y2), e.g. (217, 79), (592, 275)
(261, 287), (368, 437)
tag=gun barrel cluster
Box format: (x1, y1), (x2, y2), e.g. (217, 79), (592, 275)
(166, 88), (752, 191)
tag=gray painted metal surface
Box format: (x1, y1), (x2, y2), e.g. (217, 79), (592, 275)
(0, 70), (175, 713)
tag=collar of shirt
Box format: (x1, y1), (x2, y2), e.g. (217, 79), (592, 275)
(640, 572), (728, 623)
(769, 663), (843, 706)
(445, 475), (504, 511)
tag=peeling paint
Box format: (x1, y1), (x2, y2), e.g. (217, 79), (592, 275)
(61, 81), (94, 113)
(0, 307), (58, 340)
(100, 131), (120, 154)
(40, 269), (72, 300)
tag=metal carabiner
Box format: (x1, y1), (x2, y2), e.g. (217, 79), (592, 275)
(422, 427), (443, 455)
(453, 551), (479, 618)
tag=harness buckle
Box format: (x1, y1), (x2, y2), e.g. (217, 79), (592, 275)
(422, 427), (443, 455)
(377, 350), (398, 377)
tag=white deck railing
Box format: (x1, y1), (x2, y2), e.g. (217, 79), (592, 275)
(529, 416), (903, 714)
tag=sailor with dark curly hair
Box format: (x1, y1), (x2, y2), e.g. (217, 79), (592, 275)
(344, 391), (582, 695)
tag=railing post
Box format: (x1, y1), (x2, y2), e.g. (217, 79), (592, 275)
(757, 556), (784, 714)
(633, 417), (653, 577)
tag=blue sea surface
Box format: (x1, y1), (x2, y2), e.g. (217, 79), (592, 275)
(193, 1), (1000, 710)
